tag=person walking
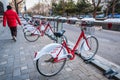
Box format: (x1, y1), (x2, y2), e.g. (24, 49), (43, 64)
(3, 5), (21, 41)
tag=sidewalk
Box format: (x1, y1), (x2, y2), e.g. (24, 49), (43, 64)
(0, 26), (109, 80)
(0, 22), (5, 35)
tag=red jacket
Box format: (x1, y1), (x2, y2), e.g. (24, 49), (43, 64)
(3, 9), (21, 27)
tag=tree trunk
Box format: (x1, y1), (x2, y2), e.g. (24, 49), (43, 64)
(105, 6), (109, 17)
(93, 8), (97, 18)
(14, 0), (18, 14)
(92, 0), (101, 18)
(111, 0), (116, 18)
(16, 0), (23, 14)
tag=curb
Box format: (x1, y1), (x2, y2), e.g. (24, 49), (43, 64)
(68, 40), (120, 80)
(90, 57), (120, 80)
(0, 23), (5, 35)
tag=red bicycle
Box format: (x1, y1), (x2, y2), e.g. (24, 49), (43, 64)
(23, 20), (67, 42)
(34, 25), (99, 77)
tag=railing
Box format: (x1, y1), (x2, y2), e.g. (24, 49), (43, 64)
(42, 16), (120, 31)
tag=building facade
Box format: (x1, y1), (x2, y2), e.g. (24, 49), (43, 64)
(0, 0), (9, 15)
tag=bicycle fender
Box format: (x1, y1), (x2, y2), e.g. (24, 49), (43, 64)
(23, 26), (35, 31)
(34, 43), (68, 61)
(24, 27), (40, 34)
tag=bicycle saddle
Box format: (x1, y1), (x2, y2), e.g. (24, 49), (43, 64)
(54, 30), (65, 37)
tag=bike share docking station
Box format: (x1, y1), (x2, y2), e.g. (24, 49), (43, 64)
(42, 17), (120, 80)
(42, 16), (65, 43)
(70, 20), (120, 80)
(79, 21), (120, 80)
(80, 21), (120, 80)
(53, 16), (66, 43)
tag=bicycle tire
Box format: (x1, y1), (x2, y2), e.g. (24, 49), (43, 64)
(80, 36), (98, 60)
(36, 54), (66, 77)
(24, 30), (40, 42)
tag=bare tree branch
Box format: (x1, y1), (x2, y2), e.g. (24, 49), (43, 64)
(92, 0), (101, 18)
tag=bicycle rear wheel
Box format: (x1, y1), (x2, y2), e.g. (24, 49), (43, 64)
(24, 30), (40, 42)
(80, 36), (98, 60)
(36, 54), (66, 77)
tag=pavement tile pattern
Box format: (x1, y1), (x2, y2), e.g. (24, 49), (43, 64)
(0, 25), (109, 80)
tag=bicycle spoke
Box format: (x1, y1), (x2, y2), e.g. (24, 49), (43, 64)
(80, 36), (98, 60)
(36, 54), (66, 77)
(24, 30), (39, 42)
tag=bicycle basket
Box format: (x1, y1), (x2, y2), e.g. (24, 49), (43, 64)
(85, 27), (95, 35)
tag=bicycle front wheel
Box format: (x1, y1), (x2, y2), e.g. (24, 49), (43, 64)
(36, 54), (66, 77)
(80, 36), (98, 60)
(24, 30), (40, 42)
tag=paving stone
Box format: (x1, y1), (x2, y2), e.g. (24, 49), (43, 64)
(21, 66), (28, 70)
(89, 75), (100, 80)
(27, 62), (35, 69)
(6, 66), (13, 74)
(13, 68), (21, 76)
(25, 79), (30, 80)
(8, 57), (14, 63)
(14, 63), (20, 68)
(13, 75), (22, 80)
(0, 61), (7, 65)
(21, 74), (29, 80)
(5, 49), (10, 52)
(0, 66), (6, 71)
(21, 66), (29, 74)
(6, 77), (13, 80)
(0, 26), (109, 80)
(3, 54), (8, 58)
(94, 73), (105, 79)
(0, 71), (5, 76)
(0, 75), (6, 80)
(7, 62), (14, 68)
(21, 69), (29, 75)
(1, 74), (13, 80)
(28, 68), (37, 73)
(65, 67), (72, 72)
(20, 57), (26, 62)
(8, 55), (14, 59)
(20, 47), (24, 50)
(78, 73), (91, 80)
(6, 73), (13, 78)
(29, 72), (40, 80)
(20, 51), (25, 55)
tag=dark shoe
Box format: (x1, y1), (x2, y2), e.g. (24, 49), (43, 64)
(13, 36), (16, 41)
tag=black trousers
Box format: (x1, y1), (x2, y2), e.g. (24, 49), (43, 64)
(9, 27), (17, 37)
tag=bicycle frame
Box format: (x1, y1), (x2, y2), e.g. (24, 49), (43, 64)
(34, 28), (90, 62)
(25, 21), (54, 37)
(61, 29), (90, 60)
(39, 22), (54, 36)
(34, 24), (98, 77)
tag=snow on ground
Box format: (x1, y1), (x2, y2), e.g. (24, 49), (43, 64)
(104, 18), (120, 23)
(81, 18), (96, 21)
